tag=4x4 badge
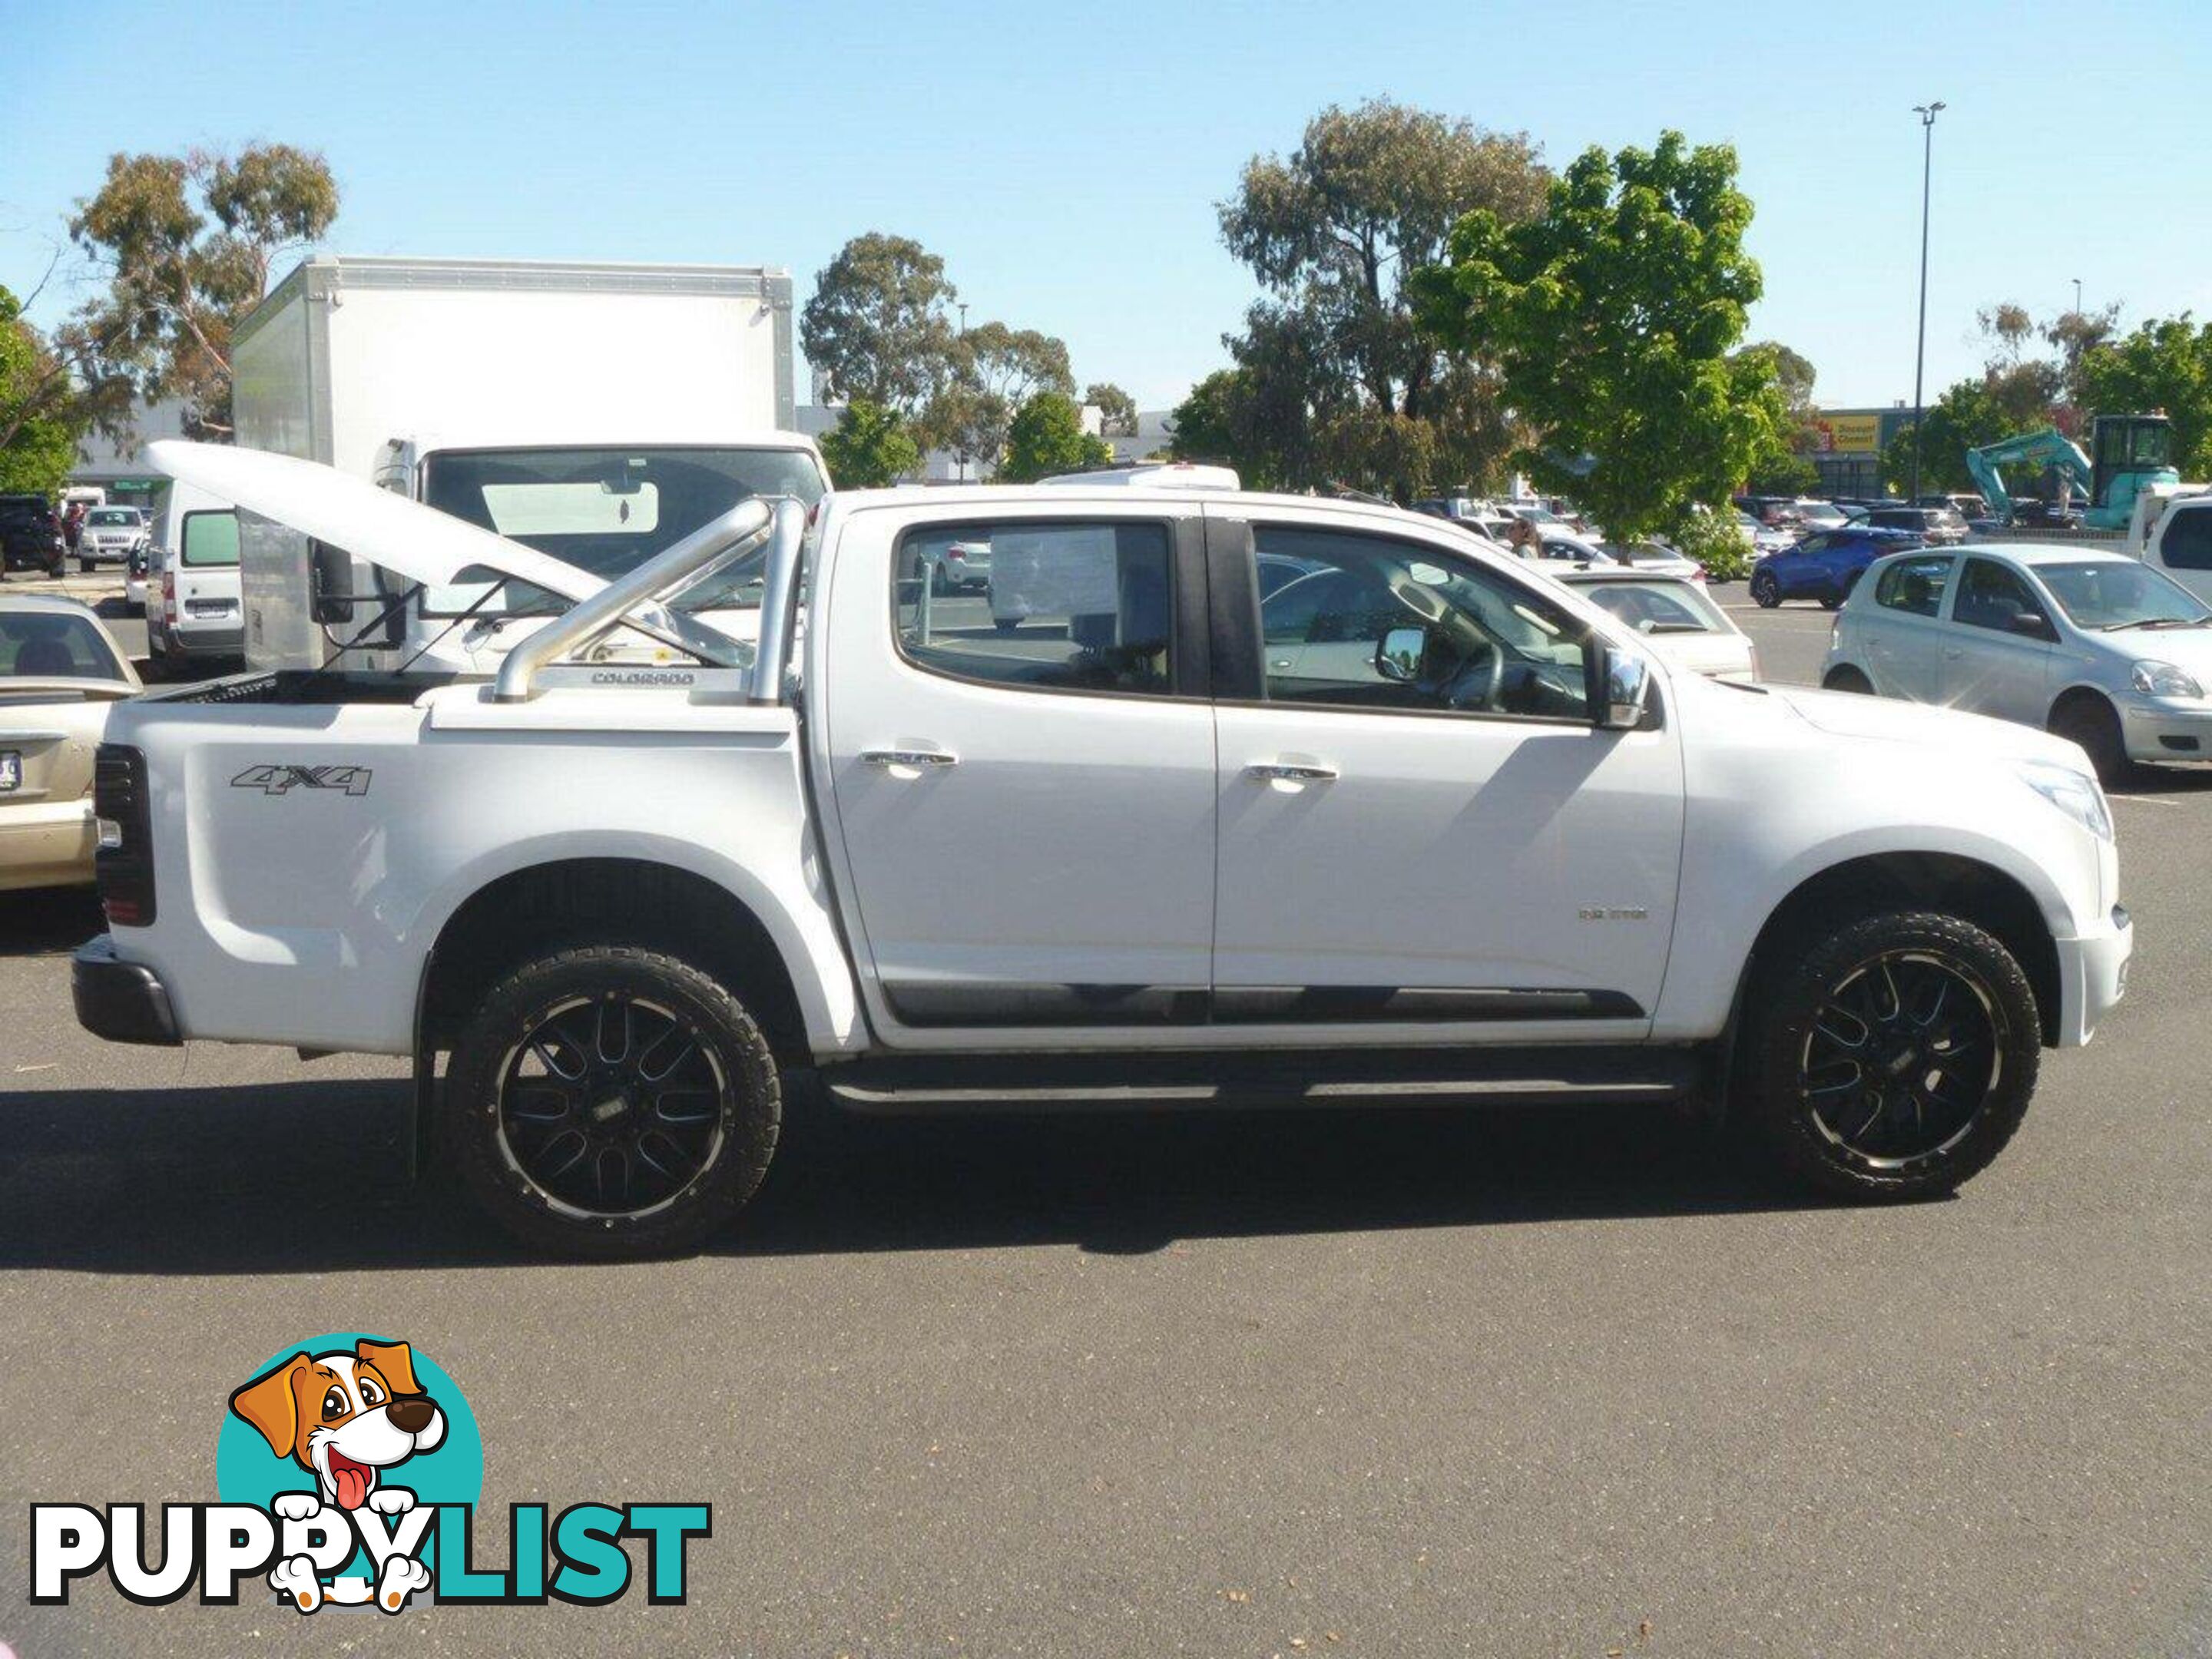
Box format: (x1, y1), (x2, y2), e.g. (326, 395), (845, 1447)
(230, 765), (373, 798)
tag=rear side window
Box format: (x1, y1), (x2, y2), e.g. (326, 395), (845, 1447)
(894, 521), (1175, 697)
(1874, 555), (1953, 617)
(2160, 504), (2212, 572)
(180, 510), (240, 568)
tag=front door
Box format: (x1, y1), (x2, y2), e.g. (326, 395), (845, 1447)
(1208, 510), (1685, 1037)
(1941, 555), (2057, 724)
(818, 502), (1216, 1042)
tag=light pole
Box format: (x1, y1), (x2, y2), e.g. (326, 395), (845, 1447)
(1908, 101), (1945, 505)
(2072, 277), (2084, 316)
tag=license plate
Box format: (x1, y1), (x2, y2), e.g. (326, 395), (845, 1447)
(0, 751), (18, 792)
(187, 599), (233, 617)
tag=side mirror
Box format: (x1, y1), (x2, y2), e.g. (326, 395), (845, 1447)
(1376, 626), (1425, 683)
(2008, 611), (2057, 642)
(1598, 646), (1652, 730)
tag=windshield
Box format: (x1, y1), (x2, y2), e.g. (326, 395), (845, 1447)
(87, 508), (141, 528)
(1575, 578), (1729, 634)
(420, 445), (827, 617)
(0, 611), (125, 680)
(2035, 561), (2211, 631)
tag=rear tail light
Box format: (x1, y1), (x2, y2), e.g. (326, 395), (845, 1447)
(93, 744), (156, 927)
(161, 571), (177, 625)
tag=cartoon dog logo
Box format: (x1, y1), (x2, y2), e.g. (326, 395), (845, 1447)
(229, 1338), (446, 1613)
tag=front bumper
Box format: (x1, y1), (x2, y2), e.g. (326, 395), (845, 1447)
(2054, 904), (2133, 1047)
(2120, 698), (2212, 762)
(72, 934), (182, 1046)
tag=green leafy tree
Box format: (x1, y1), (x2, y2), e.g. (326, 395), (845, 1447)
(0, 282), (112, 495)
(817, 397), (920, 488)
(799, 233), (959, 415)
(1167, 368), (1270, 486)
(69, 144), (338, 438)
(1085, 381), (1137, 436)
(1881, 378), (2015, 495)
(995, 391), (1111, 482)
(1734, 340), (1819, 494)
(1215, 98), (1547, 497)
(919, 320), (1075, 468)
(2079, 314), (2212, 478)
(1414, 131), (1780, 541)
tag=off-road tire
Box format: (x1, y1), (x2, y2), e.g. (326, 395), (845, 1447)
(439, 945), (781, 1258)
(1742, 909), (2041, 1201)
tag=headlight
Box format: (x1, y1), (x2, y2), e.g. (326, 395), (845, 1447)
(2021, 760), (2113, 842)
(2131, 660), (2204, 699)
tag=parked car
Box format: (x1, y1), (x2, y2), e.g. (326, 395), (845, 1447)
(1, 494), (62, 576)
(1864, 505), (1968, 545)
(1750, 527), (1923, 608)
(1553, 568), (1756, 680)
(1794, 501), (1850, 531)
(1602, 539), (1710, 584)
(0, 595), (141, 892)
(1916, 493), (1987, 520)
(1734, 495), (1803, 529)
(1734, 509), (1795, 557)
(124, 544), (151, 612)
(1824, 542), (2212, 781)
(913, 528), (994, 594)
(144, 482), (243, 672)
(75, 506), (148, 573)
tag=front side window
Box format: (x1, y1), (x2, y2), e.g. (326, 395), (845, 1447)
(1874, 555), (1954, 618)
(2159, 505), (2212, 572)
(895, 520), (1174, 697)
(1253, 525), (1593, 720)
(1952, 558), (2050, 633)
(180, 510), (240, 568)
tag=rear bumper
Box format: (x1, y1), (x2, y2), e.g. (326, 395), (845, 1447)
(169, 622), (244, 656)
(72, 934), (182, 1046)
(2054, 904), (2132, 1047)
(0, 804), (94, 892)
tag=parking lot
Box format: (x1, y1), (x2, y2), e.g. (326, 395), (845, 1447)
(4, 574), (2210, 1657)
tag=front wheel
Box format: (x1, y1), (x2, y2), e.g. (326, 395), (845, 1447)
(2049, 694), (2139, 786)
(1750, 569), (1780, 608)
(439, 945), (782, 1257)
(1742, 909), (2041, 1200)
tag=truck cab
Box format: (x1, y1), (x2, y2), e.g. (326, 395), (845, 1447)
(75, 445), (2134, 1258)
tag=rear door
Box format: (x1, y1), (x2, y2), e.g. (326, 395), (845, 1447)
(1862, 552), (1956, 699)
(1207, 505), (1684, 1039)
(2150, 500), (2212, 605)
(171, 508), (243, 647)
(815, 498), (1217, 1045)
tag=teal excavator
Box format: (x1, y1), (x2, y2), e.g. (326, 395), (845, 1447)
(1965, 412), (2178, 530)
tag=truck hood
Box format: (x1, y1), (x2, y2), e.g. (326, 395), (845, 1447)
(148, 441), (607, 601)
(1763, 681), (2086, 770)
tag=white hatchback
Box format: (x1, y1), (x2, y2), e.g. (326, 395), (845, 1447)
(1823, 542), (2212, 780)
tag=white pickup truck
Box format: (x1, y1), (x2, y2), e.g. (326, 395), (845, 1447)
(74, 445), (2134, 1257)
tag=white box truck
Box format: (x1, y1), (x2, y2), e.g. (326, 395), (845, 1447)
(230, 255), (827, 674)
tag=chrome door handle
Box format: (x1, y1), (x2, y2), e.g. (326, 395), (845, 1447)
(1246, 761), (1339, 783)
(860, 748), (959, 769)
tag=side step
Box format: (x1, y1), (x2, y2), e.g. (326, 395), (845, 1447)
(823, 1045), (1709, 1114)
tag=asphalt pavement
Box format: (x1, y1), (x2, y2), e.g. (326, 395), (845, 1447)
(3, 582), (2209, 1657)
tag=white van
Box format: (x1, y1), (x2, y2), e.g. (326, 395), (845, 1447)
(146, 478), (243, 673)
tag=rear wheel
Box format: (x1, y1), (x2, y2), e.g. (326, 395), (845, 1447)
(2048, 692), (2138, 786)
(1742, 909), (2041, 1200)
(1750, 568), (1780, 608)
(77, 558), (92, 575)
(439, 945), (782, 1258)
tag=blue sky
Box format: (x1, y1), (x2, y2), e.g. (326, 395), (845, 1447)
(4, 0), (2209, 416)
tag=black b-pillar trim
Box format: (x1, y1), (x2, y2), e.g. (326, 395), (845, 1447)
(1200, 513), (1263, 701)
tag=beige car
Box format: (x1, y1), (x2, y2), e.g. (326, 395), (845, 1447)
(1, 595), (141, 892)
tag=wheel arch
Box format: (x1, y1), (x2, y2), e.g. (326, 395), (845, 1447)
(417, 854), (822, 1068)
(1730, 851), (2062, 1057)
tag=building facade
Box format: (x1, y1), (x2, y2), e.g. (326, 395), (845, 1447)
(1807, 406), (1914, 500)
